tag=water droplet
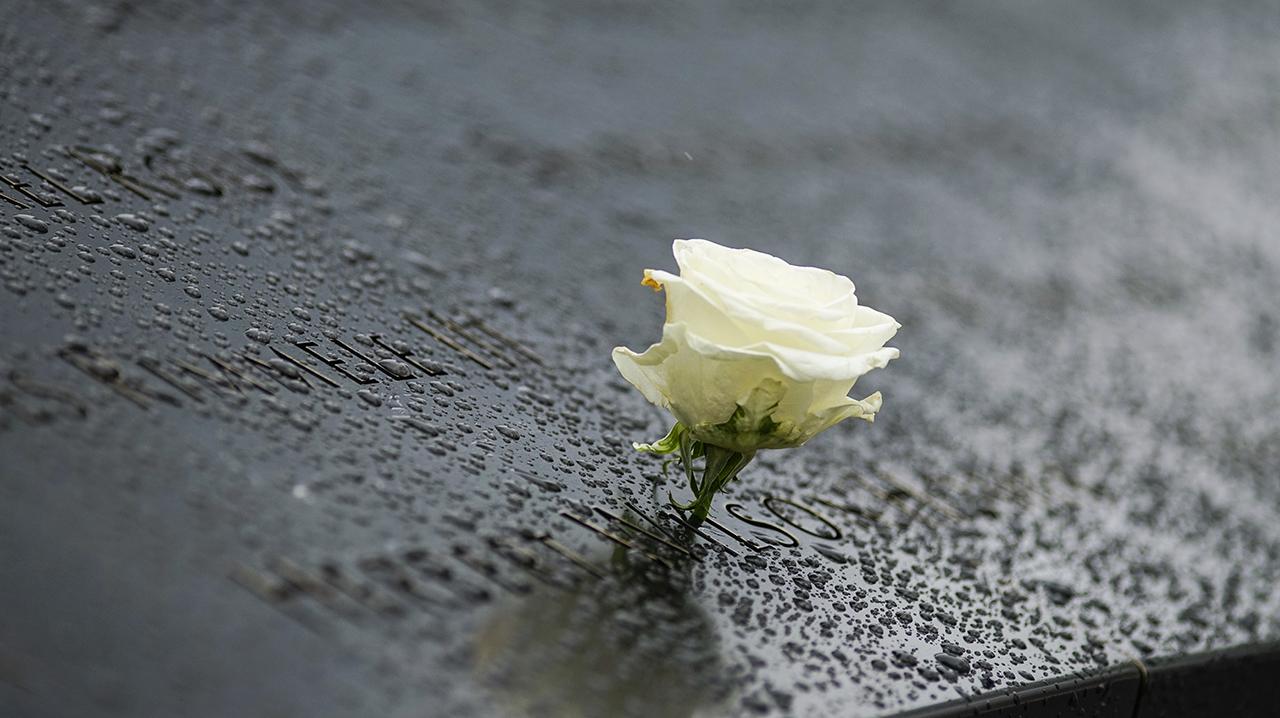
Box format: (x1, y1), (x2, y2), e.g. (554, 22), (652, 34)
(13, 215), (49, 233)
(245, 327), (272, 344)
(936, 654), (971, 674)
(114, 213), (150, 232)
(377, 358), (413, 379)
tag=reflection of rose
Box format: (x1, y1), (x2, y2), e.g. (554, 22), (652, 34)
(613, 239), (899, 455)
(474, 552), (726, 718)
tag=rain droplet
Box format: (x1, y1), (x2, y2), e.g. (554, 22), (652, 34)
(114, 213), (150, 232)
(13, 215), (49, 233)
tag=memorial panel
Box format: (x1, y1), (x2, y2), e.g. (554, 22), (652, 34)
(2, 2), (1278, 717)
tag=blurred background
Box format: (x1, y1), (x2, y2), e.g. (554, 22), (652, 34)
(136, 0), (1280, 496)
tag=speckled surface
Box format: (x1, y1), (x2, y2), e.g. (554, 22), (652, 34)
(2, 2), (1279, 717)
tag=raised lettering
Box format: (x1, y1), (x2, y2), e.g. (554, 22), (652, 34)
(594, 506), (697, 560)
(725, 503), (799, 548)
(1, 172), (63, 207)
(762, 495), (842, 540)
(406, 314), (493, 370)
(295, 341), (374, 385)
(371, 333), (442, 377)
(21, 164), (102, 205)
(559, 510), (673, 569)
(332, 337), (410, 381)
(270, 346), (340, 388)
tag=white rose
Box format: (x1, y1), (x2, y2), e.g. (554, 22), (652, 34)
(612, 239), (900, 455)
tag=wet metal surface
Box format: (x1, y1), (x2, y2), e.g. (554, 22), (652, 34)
(2, 2), (1280, 717)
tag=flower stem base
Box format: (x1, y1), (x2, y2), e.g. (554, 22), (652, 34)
(637, 422), (753, 523)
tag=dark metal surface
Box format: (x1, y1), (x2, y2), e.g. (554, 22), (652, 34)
(1136, 644), (1280, 718)
(3, 2), (1280, 717)
(896, 663), (1142, 718)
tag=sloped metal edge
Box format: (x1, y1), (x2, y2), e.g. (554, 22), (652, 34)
(1134, 642), (1280, 718)
(891, 664), (1142, 718)
(893, 641), (1280, 718)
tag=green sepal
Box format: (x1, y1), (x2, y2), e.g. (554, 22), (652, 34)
(666, 489), (697, 511)
(632, 422), (687, 454)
